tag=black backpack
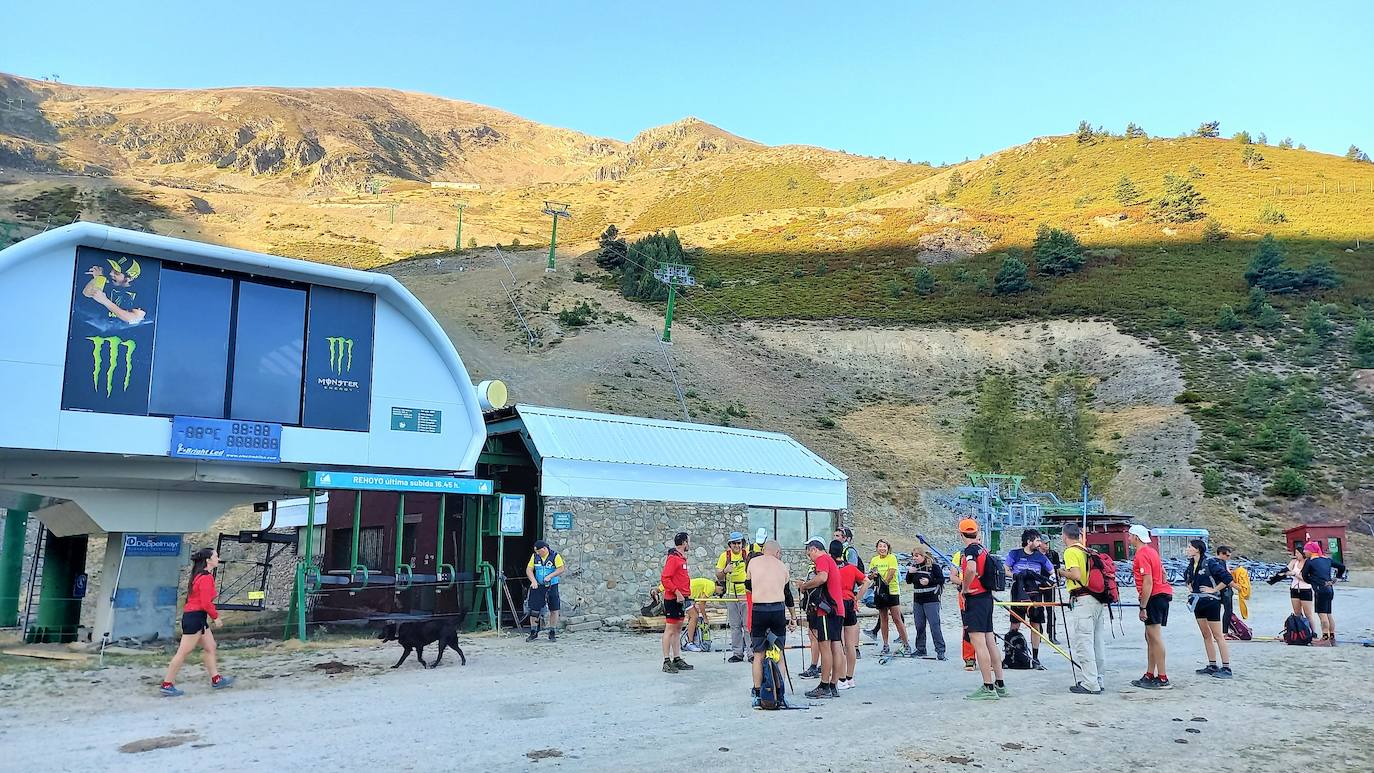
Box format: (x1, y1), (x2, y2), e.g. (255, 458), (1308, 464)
(980, 551), (1008, 593)
(758, 652), (786, 709)
(1002, 629), (1033, 669)
(1283, 614), (1314, 646)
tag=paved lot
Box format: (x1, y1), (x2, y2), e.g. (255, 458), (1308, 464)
(1, 582), (1371, 771)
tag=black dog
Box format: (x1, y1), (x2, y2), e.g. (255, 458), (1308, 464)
(378, 617), (467, 669)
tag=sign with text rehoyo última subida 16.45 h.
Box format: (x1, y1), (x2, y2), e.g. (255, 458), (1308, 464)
(301, 470), (493, 494)
(61, 246), (162, 415)
(169, 416), (281, 463)
(302, 285), (376, 431)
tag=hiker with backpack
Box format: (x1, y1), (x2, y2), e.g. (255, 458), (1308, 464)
(955, 518), (1009, 700)
(906, 545), (947, 660)
(716, 532), (751, 663)
(832, 539), (870, 689)
(799, 538), (846, 699)
(1302, 541), (1343, 646)
(1275, 546), (1319, 637)
(1006, 529), (1055, 670)
(1185, 539), (1234, 679)
(747, 540), (796, 707)
(1129, 524), (1174, 690)
(1061, 523), (1106, 694)
(869, 539), (912, 656)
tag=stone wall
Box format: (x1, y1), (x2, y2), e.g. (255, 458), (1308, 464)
(540, 497), (847, 619)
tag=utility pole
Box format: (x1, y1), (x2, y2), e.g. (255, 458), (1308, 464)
(652, 262), (696, 343)
(541, 201), (571, 272)
(389, 203), (397, 224)
(454, 202), (466, 252)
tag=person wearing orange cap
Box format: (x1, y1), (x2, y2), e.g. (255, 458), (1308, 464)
(955, 518), (1007, 700)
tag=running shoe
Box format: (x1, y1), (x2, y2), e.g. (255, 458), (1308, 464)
(879, 645), (890, 656)
(683, 642), (702, 652)
(825, 684), (840, 698)
(672, 657), (694, 670)
(800, 665), (820, 679)
(994, 683), (1011, 698)
(727, 654), (745, 663)
(914, 650), (928, 658)
(936, 652), (948, 661)
(964, 685), (999, 701)
(1152, 676), (1174, 690)
(837, 679), (854, 690)
(548, 629), (556, 642)
(963, 659), (976, 671)
(804, 685), (829, 699)
(663, 659), (679, 674)
(1069, 684), (1102, 695)
(1129, 675), (1156, 689)
(525, 629), (539, 642)
(1195, 664), (1219, 675)
(1212, 667), (1233, 680)
(159, 683), (184, 697)
(210, 675), (235, 690)
(1032, 658), (1046, 671)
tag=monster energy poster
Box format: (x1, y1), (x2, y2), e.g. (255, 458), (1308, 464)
(302, 285), (375, 431)
(61, 247), (161, 415)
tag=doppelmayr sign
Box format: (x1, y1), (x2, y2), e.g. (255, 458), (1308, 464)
(123, 534), (183, 557)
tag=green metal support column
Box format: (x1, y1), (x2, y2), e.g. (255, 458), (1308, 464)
(546, 213), (559, 271)
(454, 203), (466, 252)
(31, 534), (86, 643)
(294, 489), (317, 642)
(350, 491), (363, 571)
(0, 510), (29, 627)
(662, 285), (678, 343)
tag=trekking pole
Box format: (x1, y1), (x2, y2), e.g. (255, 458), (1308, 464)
(1052, 580), (1081, 682)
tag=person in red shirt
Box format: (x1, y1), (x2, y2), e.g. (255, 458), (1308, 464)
(800, 539), (845, 698)
(660, 532), (695, 674)
(1129, 525), (1174, 690)
(831, 539), (871, 691)
(160, 548), (235, 696)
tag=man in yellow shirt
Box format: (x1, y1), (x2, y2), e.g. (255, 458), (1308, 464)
(526, 540), (566, 642)
(684, 577), (721, 651)
(716, 532), (750, 662)
(1061, 524), (1105, 694)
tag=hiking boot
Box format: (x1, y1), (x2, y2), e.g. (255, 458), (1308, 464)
(663, 659), (679, 674)
(683, 642), (702, 652)
(1195, 664), (1219, 675)
(936, 652), (948, 661)
(1212, 667), (1233, 680)
(159, 683), (184, 697)
(548, 629), (556, 642)
(211, 675), (235, 690)
(825, 684), (840, 698)
(964, 685), (999, 701)
(804, 685), (829, 699)
(672, 657), (694, 670)
(1129, 675), (1156, 689)
(1069, 684), (1102, 695)
(994, 683), (1011, 698)
(727, 654), (745, 663)
(1032, 658), (1046, 671)
(800, 665), (820, 679)
(526, 628), (539, 642)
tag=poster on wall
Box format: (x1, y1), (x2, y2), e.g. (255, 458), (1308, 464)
(60, 246), (161, 415)
(302, 285), (375, 431)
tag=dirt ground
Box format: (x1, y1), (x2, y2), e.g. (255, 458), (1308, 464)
(2, 581), (1370, 771)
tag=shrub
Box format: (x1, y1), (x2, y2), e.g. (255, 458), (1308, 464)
(1202, 218), (1226, 242)
(1257, 203), (1286, 224)
(994, 256), (1031, 294)
(1195, 121), (1221, 138)
(1202, 467), (1224, 496)
(1174, 390), (1204, 404)
(1033, 225), (1085, 276)
(1268, 467), (1308, 497)
(912, 266), (936, 296)
(1242, 145), (1265, 169)
(1282, 430), (1314, 468)
(1241, 348), (1264, 361)
(1352, 317), (1374, 367)
(557, 301), (595, 328)
(1114, 175), (1141, 206)
(468, 237), (477, 249)
(1150, 173), (1206, 222)
(817, 416), (836, 429)
(1216, 305), (1241, 331)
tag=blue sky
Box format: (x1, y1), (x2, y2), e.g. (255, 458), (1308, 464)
(7, 1), (1368, 163)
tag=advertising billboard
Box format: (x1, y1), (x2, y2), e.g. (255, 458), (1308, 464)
(302, 286), (375, 431)
(60, 246), (161, 415)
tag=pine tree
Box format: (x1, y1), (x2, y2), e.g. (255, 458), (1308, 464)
(1269, 467), (1308, 497)
(1195, 121), (1221, 138)
(1282, 430), (1314, 468)
(1114, 175), (1140, 206)
(994, 256), (1031, 294)
(1233, 130), (1253, 144)
(1076, 120), (1094, 144)
(1032, 225), (1085, 276)
(1245, 286), (1267, 315)
(1150, 173), (1207, 222)
(1244, 234), (1296, 291)
(1351, 317), (1374, 367)
(1278, 137), (1294, 149)
(1124, 122), (1146, 139)
(963, 376), (1021, 472)
(945, 171), (964, 199)
(1257, 132), (1268, 145)
(595, 224), (628, 270)
(1216, 305), (1241, 331)
(1300, 260), (1341, 290)
(1202, 468), (1224, 497)
(1256, 303), (1282, 329)
(912, 266), (936, 296)
(1304, 301), (1334, 344)
(1202, 218), (1226, 242)
(1241, 145), (1264, 169)
(1346, 145), (1371, 162)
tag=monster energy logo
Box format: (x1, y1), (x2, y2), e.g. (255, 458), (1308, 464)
(326, 336), (354, 374)
(87, 336), (136, 396)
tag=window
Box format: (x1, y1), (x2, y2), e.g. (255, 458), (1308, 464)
(328, 526), (384, 571)
(748, 506), (838, 549)
(148, 269), (233, 418)
(1113, 540), (1127, 561)
(230, 281), (306, 424)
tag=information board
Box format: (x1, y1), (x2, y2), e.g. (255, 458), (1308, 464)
(391, 406), (442, 433)
(170, 416), (281, 463)
(500, 494), (526, 535)
(552, 512), (573, 530)
(123, 533), (184, 557)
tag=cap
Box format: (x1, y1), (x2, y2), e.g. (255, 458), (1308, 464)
(1303, 540), (1322, 555)
(728, 531), (744, 543)
(1128, 525), (1152, 544)
(806, 539), (826, 552)
(533, 540), (549, 550)
(958, 518), (979, 535)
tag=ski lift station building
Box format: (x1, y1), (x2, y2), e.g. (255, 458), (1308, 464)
(0, 223), (850, 641)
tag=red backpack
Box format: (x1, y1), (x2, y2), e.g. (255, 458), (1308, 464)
(1072, 545), (1120, 605)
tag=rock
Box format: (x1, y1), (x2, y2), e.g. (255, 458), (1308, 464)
(566, 621), (603, 632)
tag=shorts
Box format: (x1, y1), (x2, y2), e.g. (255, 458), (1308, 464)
(843, 599), (858, 626)
(1144, 594), (1171, 626)
(1290, 587), (1314, 602)
(1315, 588), (1334, 615)
(1013, 589), (1046, 624)
(811, 612), (843, 642)
(664, 598), (686, 623)
(874, 587), (902, 609)
(750, 602), (788, 652)
(181, 611), (209, 635)
(962, 593), (994, 633)
(527, 584), (561, 613)
(1192, 596), (1222, 622)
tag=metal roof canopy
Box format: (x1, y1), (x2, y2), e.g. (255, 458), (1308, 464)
(491, 404), (848, 510)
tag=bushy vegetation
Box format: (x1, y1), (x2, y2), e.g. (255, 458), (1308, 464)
(1243, 234), (1340, 293)
(605, 229), (691, 302)
(13, 186), (82, 222)
(1150, 173), (1207, 222)
(1031, 225), (1085, 276)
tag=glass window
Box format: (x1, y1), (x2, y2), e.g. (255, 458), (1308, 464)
(230, 282), (306, 424)
(807, 511), (836, 541)
(148, 269), (233, 417)
(775, 509), (807, 548)
(747, 507), (774, 541)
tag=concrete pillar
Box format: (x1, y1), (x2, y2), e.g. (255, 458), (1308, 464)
(31, 533), (87, 643)
(0, 510), (30, 627)
(91, 531), (123, 647)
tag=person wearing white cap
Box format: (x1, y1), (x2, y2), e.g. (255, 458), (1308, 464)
(1129, 524), (1175, 690)
(716, 531), (750, 662)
